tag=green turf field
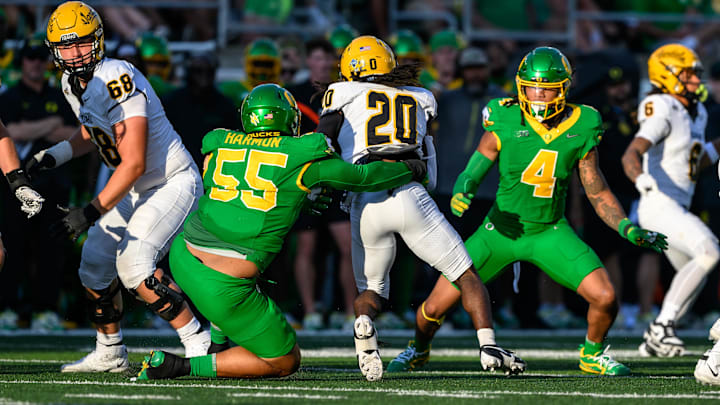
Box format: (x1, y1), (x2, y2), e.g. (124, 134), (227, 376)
(1, 330), (719, 404)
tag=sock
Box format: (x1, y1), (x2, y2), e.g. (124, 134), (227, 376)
(96, 331), (123, 349)
(414, 338), (430, 353)
(656, 303), (680, 325)
(477, 328), (496, 347)
(583, 336), (603, 355)
(713, 339), (720, 353)
(189, 354), (217, 378)
(210, 323), (228, 345)
(176, 317), (202, 344)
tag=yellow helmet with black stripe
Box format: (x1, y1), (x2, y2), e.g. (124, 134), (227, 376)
(46, 1), (104, 77)
(648, 43), (703, 97)
(340, 35), (396, 81)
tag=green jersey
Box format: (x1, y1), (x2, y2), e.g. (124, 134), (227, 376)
(183, 129), (415, 266)
(482, 98), (602, 223)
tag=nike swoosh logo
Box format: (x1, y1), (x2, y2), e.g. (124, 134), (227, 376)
(566, 134), (579, 138)
(709, 365), (719, 377)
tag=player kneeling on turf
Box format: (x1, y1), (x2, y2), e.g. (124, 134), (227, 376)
(137, 83), (427, 380)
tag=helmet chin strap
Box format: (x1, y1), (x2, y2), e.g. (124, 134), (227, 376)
(530, 104), (547, 121)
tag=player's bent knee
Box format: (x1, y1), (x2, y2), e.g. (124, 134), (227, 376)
(421, 301), (445, 326)
(696, 239), (720, 272)
(139, 274), (186, 322)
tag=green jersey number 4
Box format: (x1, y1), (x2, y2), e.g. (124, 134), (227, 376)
(208, 148), (288, 212)
(521, 149), (558, 198)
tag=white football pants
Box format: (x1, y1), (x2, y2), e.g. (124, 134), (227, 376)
(638, 191), (720, 322)
(79, 167), (203, 291)
(350, 182), (472, 299)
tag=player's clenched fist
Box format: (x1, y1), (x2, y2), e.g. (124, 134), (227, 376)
(450, 192), (473, 217)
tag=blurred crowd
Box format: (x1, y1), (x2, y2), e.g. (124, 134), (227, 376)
(2, 1), (720, 333)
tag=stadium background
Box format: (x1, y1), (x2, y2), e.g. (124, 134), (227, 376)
(1, 0), (720, 335)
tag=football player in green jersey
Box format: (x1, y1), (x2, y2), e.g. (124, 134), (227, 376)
(389, 47), (668, 376)
(136, 83), (427, 380)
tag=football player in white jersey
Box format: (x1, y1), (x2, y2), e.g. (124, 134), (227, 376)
(317, 36), (525, 381)
(622, 43), (720, 357)
(25, 1), (210, 372)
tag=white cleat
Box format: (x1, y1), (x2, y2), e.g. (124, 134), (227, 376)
(638, 320), (685, 357)
(61, 345), (129, 373)
(354, 315), (383, 382)
(709, 318), (720, 342)
(184, 329), (212, 358)
(480, 345), (527, 375)
(695, 348), (720, 385)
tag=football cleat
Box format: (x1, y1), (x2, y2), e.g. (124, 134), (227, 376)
(579, 344), (630, 376)
(302, 312), (324, 330)
(183, 329), (211, 358)
(387, 340), (430, 372)
(354, 315), (383, 381)
(61, 345), (129, 373)
(709, 318), (720, 342)
(479, 344), (526, 375)
(695, 347), (720, 385)
(639, 320), (685, 357)
(136, 350), (189, 381)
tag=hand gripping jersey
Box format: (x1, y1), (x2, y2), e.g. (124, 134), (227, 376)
(482, 98), (602, 223)
(635, 93), (707, 208)
(62, 58), (194, 192)
(185, 130), (333, 258)
(320, 81), (436, 163)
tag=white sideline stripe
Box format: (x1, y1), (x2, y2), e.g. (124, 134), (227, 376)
(228, 393), (346, 400)
(0, 398), (39, 405)
(1, 380), (717, 400)
(302, 367), (693, 379)
(0, 359), (66, 364)
(65, 394), (178, 400)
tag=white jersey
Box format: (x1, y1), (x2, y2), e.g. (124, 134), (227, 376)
(320, 81), (436, 163)
(635, 93), (707, 208)
(62, 58), (194, 192)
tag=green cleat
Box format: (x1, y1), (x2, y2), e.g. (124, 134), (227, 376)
(578, 344), (631, 376)
(387, 340), (430, 372)
(136, 350), (189, 381)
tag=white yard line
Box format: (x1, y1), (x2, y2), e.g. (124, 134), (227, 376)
(0, 380), (717, 400)
(227, 393), (346, 400)
(65, 394), (178, 400)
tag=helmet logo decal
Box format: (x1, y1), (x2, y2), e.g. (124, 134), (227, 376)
(359, 46), (371, 51)
(264, 112), (274, 122)
(250, 112), (260, 126)
(60, 32), (79, 41)
(350, 58), (365, 72)
(79, 11), (95, 25)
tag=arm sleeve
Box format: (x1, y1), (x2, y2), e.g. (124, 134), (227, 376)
(452, 150), (495, 195)
(301, 157), (412, 192)
(316, 111), (344, 140)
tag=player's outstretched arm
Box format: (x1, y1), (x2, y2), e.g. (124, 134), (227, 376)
(300, 156), (424, 192)
(0, 119), (44, 218)
(580, 147), (667, 252)
(25, 126), (94, 177)
(450, 131), (498, 217)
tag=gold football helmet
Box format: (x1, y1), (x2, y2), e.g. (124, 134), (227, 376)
(46, 1), (104, 77)
(340, 35), (396, 81)
(648, 43), (703, 96)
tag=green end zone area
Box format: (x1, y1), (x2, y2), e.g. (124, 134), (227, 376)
(1, 331), (719, 404)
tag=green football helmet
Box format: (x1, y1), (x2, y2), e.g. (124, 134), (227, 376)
(391, 29), (424, 64)
(516, 47), (572, 122)
(328, 24), (358, 57)
(241, 83), (300, 136)
(429, 29), (461, 52)
(245, 38), (281, 87)
(136, 32), (171, 80)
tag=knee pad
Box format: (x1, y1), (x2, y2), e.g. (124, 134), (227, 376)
(694, 239), (720, 272)
(142, 274), (185, 322)
(87, 282), (123, 325)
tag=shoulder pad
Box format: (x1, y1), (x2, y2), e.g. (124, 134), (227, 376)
(201, 128), (238, 155)
(88, 59), (138, 106)
(638, 94), (671, 122)
(321, 82), (362, 115)
(298, 132), (335, 155)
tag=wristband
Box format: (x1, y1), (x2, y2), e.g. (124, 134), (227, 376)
(83, 203), (102, 224)
(705, 142), (719, 164)
(5, 169), (31, 193)
(618, 217), (633, 238)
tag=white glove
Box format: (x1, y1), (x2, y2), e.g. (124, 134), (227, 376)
(634, 173), (657, 197)
(14, 186), (45, 218)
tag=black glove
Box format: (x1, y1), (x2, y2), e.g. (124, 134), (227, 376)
(402, 159), (427, 183)
(50, 204), (102, 241)
(25, 152), (57, 179)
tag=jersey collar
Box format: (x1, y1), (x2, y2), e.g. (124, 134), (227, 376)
(523, 104), (581, 144)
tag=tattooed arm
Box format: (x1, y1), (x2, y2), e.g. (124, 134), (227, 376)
(621, 137), (652, 182)
(578, 147), (627, 230)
